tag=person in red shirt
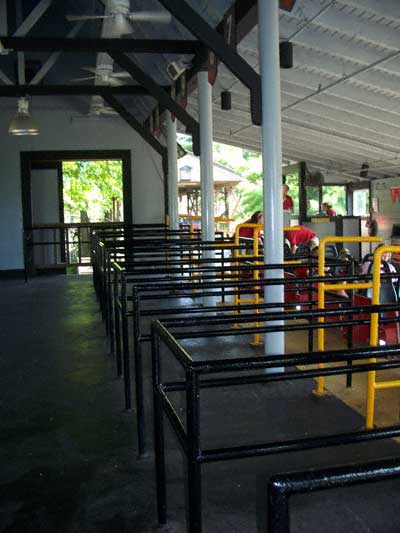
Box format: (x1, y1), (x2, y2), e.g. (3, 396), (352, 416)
(285, 225), (318, 254)
(238, 211), (263, 239)
(282, 184), (294, 211)
(321, 202), (336, 216)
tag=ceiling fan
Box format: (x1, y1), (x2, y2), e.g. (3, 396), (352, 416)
(66, 0), (172, 35)
(70, 66), (132, 86)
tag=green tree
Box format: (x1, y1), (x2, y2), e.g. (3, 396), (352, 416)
(242, 149), (260, 161)
(322, 185), (347, 215)
(239, 170), (301, 219)
(63, 160), (123, 222)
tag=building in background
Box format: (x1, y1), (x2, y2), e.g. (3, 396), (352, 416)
(178, 154), (242, 218)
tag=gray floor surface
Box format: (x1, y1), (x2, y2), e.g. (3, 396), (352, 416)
(0, 275), (399, 533)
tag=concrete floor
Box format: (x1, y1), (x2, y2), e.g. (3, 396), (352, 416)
(1, 275), (400, 533)
(0, 276), (155, 533)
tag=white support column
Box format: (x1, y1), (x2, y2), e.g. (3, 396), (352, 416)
(197, 70), (215, 243)
(166, 111), (179, 230)
(258, 0), (285, 362)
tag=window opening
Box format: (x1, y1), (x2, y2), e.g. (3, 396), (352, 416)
(322, 185), (347, 215)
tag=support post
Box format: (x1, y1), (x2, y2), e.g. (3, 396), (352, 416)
(166, 111), (179, 230)
(197, 70), (214, 243)
(198, 70), (216, 308)
(259, 0), (285, 364)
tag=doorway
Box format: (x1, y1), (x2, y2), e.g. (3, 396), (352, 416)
(21, 150), (132, 274)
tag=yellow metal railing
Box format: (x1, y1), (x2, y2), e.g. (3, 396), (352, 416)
(232, 224), (263, 344)
(366, 245), (400, 429)
(178, 214), (235, 236)
(315, 236), (382, 396)
(232, 224), (300, 346)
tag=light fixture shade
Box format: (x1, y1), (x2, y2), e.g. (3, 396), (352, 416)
(8, 98), (39, 136)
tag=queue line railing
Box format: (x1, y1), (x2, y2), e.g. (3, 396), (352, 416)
(315, 236), (382, 396)
(367, 245), (400, 429)
(266, 457), (400, 533)
(152, 318), (400, 533)
(232, 224), (300, 345)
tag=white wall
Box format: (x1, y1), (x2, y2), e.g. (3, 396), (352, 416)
(0, 108), (165, 270)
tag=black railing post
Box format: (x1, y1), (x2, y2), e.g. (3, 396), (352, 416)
(152, 324), (168, 526)
(268, 481), (290, 533)
(186, 368), (202, 533)
(113, 269), (121, 367)
(307, 255), (314, 352)
(132, 285), (146, 456)
(347, 260), (355, 387)
(121, 273), (132, 410)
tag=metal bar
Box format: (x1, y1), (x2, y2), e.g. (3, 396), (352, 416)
(189, 344), (400, 374)
(367, 244), (400, 428)
(139, 299), (319, 317)
(0, 84), (166, 96)
(113, 271), (122, 375)
(186, 369), (202, 532)
(15, 0), (25, 85)
(132, 286), (145, 455)
(156, 0), (261, 125)
(0, 68), (12, 84)
(13, 0), (53, 37)
(1, 36), (201, 54)
(268, 457), (400, 533)
(347, 261), (355, 387)
(162, 302), (400, 327)
(158, 387), (188, 452)
(103, 94), (167, 158)
(316, 235), (382, 395)
(170, 317), (398, 341)
(153, 321), (193, 369)
(121, 275), (132, 410)
(200, 424), (400, 463)
(110, 51), (200, 156)
(162, 359), (400, 390)
(30, 21), (86, 84)
(152, 327), (168, 525)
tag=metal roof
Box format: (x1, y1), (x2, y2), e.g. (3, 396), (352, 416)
(2, 1), (400, 182)
(185, 0), (400, 182)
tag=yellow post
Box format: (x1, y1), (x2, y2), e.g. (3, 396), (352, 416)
(365, 245), (400, 428)
(315, 236), (381, 396)
(251, 227), (262, 346)
(232, 225), (299, 338)
(316, 242), (326, 395)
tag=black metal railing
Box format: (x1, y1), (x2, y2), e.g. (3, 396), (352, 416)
(152, 319), (400, 533)
(265, 457), (400, 533)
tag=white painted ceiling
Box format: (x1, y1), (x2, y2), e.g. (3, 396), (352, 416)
(185, 0), (400, 182)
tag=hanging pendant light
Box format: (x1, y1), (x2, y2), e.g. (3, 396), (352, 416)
(8, 97), (40, 136)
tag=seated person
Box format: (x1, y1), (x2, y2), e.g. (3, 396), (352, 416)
(237, 210), (263, 239)
(362, 244), (398, 283)
(321, 202), (336, 216)
(285, 225), (319, 255)
(282, 184), (294, 212)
